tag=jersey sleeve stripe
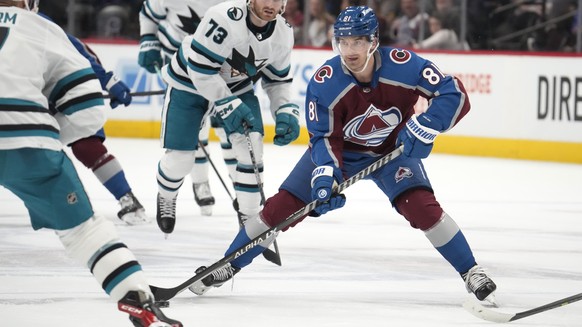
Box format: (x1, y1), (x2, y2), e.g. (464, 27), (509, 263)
(142, 0), (166, 21)
(261, 74), (293, 84)
(49, 68), (98, 103)
(158, 25), (181, 49)
(56, 93), (104, 115)
(187, 59), (220, 75)
(228, 78), (252, 93)
(167, 65), (197, 90)
(190, 39), (225, 65)
(265, 64), (290, 77)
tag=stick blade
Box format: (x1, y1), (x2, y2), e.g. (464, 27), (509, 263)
(262, 247), (282, 266)
(463, 299), (515, 323)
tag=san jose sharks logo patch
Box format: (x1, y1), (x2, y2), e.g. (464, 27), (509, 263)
(227, 46), (267, 77)
(344, 104), (402, 146)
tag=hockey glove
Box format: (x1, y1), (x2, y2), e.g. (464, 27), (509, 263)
(215, 96), (257, 135)
(274, 103), (300, 146)
(138, 36), (162, 74)
(396, 114), (441, 158)
(311, 165), (346, 215)
(104, 72), (131, 109)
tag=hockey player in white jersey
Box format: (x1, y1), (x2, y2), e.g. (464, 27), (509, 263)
(155, 0), (300, 234)
(139, 0), (231, 216)
(0, 1), (181, 326)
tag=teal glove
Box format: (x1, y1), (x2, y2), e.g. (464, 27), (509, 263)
(215, 96), (256, 135)
(138, 36), (162, 74)
(274, 104), (300, 146)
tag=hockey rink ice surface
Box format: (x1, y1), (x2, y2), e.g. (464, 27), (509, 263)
(1, 137), (582, 326)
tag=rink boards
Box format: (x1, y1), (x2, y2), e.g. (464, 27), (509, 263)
(86, 41), (582, 163)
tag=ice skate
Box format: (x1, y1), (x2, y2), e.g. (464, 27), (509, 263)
(156, 193), (177, 234)
(192, 182), (215, 216)
(117, 192), (150, 225)
(462, 265), (497, 305)
(188, 263), (240, 295)
(118, 290), (182, 327)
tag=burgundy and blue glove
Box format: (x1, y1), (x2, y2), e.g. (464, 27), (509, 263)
(311, 165), (346, 215)
(396, 114), (441, 158)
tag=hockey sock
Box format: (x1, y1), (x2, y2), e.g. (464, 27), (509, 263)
(71, 137), (131, 200)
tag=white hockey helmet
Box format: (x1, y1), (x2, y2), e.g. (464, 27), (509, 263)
(6, 0), (39, 11)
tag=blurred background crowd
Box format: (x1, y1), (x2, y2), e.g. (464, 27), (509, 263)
(39, 0), (582, 52)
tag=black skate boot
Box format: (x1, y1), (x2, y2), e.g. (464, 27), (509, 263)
(156, 193), (176, 234)
(188, 263), (240, 295)
(192, 182), (215, 216)
(462, 264), (497, 304)
(118, 192), (150, 225)
(118, 290), (182, 327)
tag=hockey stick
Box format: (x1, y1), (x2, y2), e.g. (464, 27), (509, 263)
(197, 140), (235, 201)
(463, 293), (582, 323)
(196, 138), (281, 265)
(150, 145), (403, 301)
(241, 122), (282, 266)
(103, 90), (165, 98)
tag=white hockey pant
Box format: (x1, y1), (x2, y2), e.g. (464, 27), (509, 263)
(157, 150), (196, 199)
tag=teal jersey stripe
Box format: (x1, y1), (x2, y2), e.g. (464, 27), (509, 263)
(0, 129), (59, 139)
(266, 64), (291, 77)
(49, 68), (95, 103)
(190, 39), (225, 64)
(60, 98), (104, 115)
(158, 25), (181, 48)
(0, 98), (44, 108)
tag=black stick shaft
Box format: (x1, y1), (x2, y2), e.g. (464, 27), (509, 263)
(103, 90), (165, 98)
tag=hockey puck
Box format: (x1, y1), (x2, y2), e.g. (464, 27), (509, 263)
(156, 300), (170, 308)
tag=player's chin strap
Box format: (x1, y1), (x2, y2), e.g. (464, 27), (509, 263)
(340, 39), (379, 74)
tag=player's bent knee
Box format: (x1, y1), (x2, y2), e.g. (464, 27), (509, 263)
(160, 149), (197, 178)
(261, 190), (307, 230)
(70, 136), (107, 168)
(394, 188), (443, 231)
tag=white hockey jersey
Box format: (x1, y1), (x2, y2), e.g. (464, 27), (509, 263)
(139, 0), (227, 58)
(162, 0), (294, 115)
(0, 7), (106, 151)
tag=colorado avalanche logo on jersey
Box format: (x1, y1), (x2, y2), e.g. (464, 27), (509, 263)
(344, 105), (402, 146)
(389, 49), (412, 64)
(313, 65), (333, 83)
(395, 166), (413, 183)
